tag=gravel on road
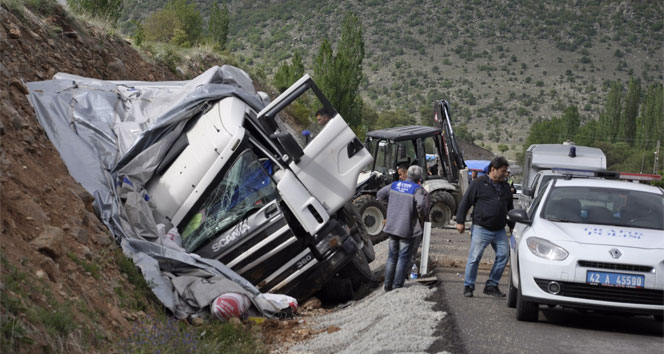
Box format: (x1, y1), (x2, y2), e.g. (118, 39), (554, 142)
(287, 240), (451, 354)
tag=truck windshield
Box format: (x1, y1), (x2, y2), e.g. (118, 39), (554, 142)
(541, 186), (664, 230)
(180, 150), (278, 252)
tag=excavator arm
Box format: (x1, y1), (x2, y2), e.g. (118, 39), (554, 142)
(433, 100), (466, 184)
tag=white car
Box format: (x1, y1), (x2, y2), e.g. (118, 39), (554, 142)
(506, 175), (664, 322)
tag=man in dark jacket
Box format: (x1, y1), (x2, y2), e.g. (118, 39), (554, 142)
(377, 165), (427, 291)
(456, 156), (514, 298)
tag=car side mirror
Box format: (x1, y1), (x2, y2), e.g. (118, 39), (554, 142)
(523, 188), (534, 197)
(508, 209), (531, 225)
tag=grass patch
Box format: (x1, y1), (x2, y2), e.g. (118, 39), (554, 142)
(32, 300), (77, 338)
(0, 0), (58, 16)
(114, 249), (159, 311)
(122, 315), (265, 354)
(0, 258), (28, 315)
(68, 253), (101, 279)
(1, 315), (33, 353)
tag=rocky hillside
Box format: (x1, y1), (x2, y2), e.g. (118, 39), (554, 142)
(0, 4), (183, 352)
(119, 0), (664, 157)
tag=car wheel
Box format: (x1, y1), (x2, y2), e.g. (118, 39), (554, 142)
(429, 190), (455, 228)
(353, 195), (387, 244)
(516, 281), (539, 322)
(507, 268), (517, 308)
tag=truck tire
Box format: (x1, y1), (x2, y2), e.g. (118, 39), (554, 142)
(353, 195), (387, 244)
(429, 190), (455, 228)
(339, 247), (374, 291)
(342, 202), (375, 263)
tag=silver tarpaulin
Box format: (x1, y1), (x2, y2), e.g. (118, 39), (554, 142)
(26, 65), (295, 319)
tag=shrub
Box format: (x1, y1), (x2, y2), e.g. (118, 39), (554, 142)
(67, 0), (122, 23)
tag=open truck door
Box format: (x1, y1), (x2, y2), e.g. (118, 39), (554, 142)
(256, 75), (373, 234)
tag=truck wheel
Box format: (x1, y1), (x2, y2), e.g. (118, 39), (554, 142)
(507, 268), (517, 308)
(353, 195), (387, 244)
(429, 190), (455, 228)
(516, 282), (539, 322)
(339, 248), (375, 298)
(342, 202), (375, 263)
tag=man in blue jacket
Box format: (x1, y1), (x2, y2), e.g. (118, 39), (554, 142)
(456, 156), (514, 298)
(377, 165), (428, 291)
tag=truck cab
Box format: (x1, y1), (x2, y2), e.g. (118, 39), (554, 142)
(146, 74), (374, 300)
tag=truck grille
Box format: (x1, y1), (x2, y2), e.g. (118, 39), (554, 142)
(534, 279), (664, 305)
(578, 260), (653, 273)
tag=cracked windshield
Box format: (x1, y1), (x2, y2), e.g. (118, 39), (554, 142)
(180, 150), (277, 252)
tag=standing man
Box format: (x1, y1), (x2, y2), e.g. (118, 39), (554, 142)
(315, 108), (332, 128)
(377, 165), (428, 291)
(456, 156), (514, 298)
(302, 108), (333, 144)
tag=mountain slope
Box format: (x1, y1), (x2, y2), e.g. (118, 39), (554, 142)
(119, 0), (664, 156)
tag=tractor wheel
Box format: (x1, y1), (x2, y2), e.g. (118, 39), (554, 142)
(353, 195), (387, 244)
(429, 190), (456, 228)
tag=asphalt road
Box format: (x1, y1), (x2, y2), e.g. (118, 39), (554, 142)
(427, 226), (664, 354)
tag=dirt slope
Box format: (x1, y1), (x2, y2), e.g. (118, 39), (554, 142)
(0, 4), (184, 352)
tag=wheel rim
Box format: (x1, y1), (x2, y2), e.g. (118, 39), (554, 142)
(362, 206), (384, 236)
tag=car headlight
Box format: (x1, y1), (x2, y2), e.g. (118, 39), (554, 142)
(526, 237), (568, 261)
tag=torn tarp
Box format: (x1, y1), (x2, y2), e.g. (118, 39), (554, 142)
(26, 65), (295, 319)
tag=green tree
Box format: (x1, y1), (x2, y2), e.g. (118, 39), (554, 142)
(636, 84), (664, 150)
(524, 117), (564, 148)
(273, 52), (304, 92)
(67, 0), (123, 23)
(497, 144), (509, 154)
(454, 123), (474, 142)
(313, 12), (365, 131)
(620, 77), (641, 145)
(574, 119), (599, 146)
(598, 81), (623, 142)
(561, 105), (580, 141)
(167, 0), (202, 46)
(208, 2), (230, 50)
(143, 7), (181, 42)
(143, 0), (202, 47)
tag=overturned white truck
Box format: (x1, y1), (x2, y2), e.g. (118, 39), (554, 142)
(145, 73), (375, 300)
(27, 66), (375, 319)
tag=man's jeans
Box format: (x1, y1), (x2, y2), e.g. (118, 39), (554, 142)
(385, 235), (413, 289)
(463, 224), (509, 289)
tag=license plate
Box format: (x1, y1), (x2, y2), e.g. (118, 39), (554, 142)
(586, 271), (644, 288)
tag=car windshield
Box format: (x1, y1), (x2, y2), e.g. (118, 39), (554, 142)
(179, 150), (278, 252)
(541, 186), (664, 230)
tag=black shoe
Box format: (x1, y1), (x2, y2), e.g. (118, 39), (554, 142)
(483, 285), (506, 297)
(384, 285), (393, 292)
(463, 286), (474, 297)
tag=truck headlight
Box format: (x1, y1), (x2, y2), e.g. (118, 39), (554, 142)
(526, 237), (568, 261)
